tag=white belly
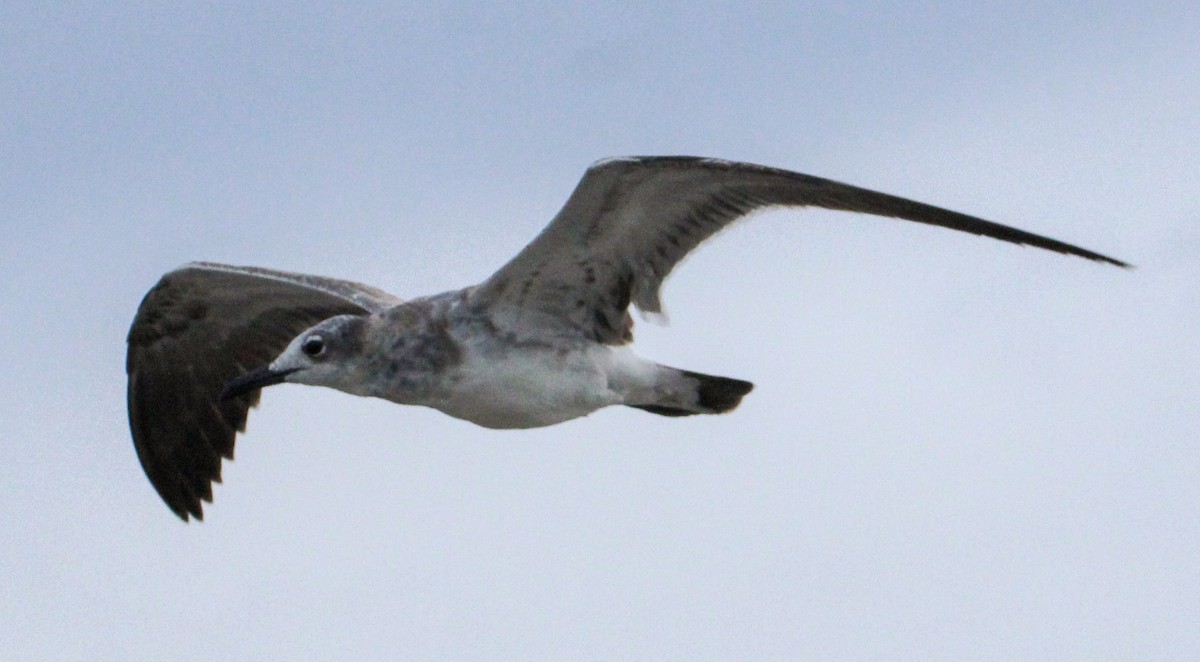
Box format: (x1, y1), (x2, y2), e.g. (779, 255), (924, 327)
(427, 345), (624, 429)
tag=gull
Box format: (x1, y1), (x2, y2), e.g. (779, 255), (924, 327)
(126, 156), (1128, 520)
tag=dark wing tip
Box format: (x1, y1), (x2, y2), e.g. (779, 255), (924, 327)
(129, 371), (265, 522)
(1093, 253), (1133, 269)
(1008, 230), (1130, 269)
(786, 173), (1132, 269)
(176, 504), (203, 522)
(164, 488), (205, 522)
(998, 226), (1130, 269)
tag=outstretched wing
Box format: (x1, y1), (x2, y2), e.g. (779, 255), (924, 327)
(471, 156), (1127, 344)
(125, 262), (403, 521)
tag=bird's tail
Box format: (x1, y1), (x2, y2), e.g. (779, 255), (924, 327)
(626, 368), (754, 417)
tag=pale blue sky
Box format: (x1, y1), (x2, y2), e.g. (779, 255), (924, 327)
(3, 3), (1197, 659)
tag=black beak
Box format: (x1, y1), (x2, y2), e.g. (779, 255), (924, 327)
(219, 366), (297, 401)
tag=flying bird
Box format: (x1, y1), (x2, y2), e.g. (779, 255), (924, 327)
(126, 156), (1127, 520)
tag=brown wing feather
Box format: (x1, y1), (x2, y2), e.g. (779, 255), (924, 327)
(472, 157), (1127, 344)
(126, 263), (397, 520)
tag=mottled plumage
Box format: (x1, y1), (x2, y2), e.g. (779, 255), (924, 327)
(126, 156), (1127, 520)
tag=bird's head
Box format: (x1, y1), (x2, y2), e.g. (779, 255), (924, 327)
(220, 314), (372, 400)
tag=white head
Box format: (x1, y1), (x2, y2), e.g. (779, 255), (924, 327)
(220, 314), (373, 400)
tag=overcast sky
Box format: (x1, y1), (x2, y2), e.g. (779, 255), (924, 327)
(3, 2), (1197, 659)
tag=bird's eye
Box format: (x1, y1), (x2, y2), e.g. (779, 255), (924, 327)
(302, 335), (326, 357)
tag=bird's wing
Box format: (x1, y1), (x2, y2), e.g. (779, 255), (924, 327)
(470, 156), (1127, 344)
(125, 262), (403, 521)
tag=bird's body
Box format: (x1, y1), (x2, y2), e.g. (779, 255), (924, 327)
(127, 156), (1127, 520)
(329, 288), (628, 428)
(229, 285), (746, 429)
(429, 326), (624, 429)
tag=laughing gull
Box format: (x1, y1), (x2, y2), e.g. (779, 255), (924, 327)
(127, 156), (1127, 519)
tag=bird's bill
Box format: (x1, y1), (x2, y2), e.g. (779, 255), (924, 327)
(219, 366), (298, 401)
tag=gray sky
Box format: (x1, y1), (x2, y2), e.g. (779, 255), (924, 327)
(3, 2), (1197, 659)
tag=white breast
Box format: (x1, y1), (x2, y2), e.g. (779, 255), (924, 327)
(428, 344), (624, 429)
